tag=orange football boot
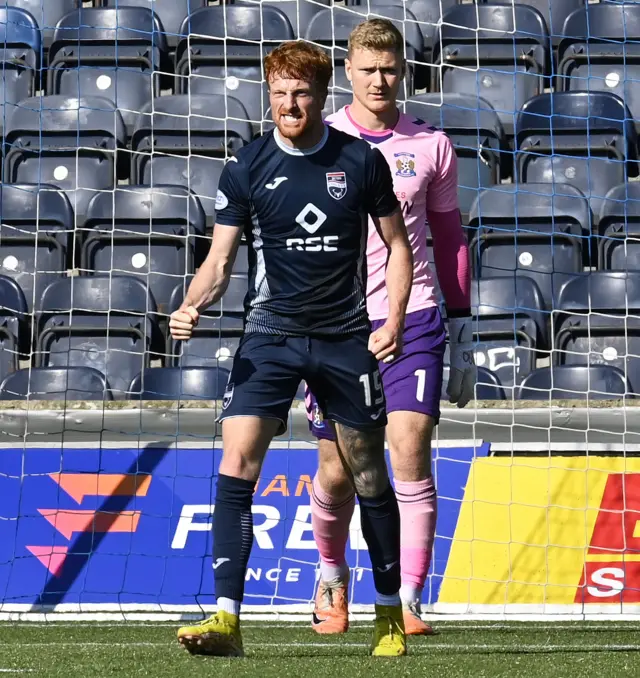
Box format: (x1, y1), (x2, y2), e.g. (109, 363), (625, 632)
(402, 601), (435, 636)
(311, 576), (349, 634)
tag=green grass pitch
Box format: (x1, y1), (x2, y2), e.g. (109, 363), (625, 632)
(1, 620), (639, 677)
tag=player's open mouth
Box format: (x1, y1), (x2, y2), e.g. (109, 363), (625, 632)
(282, 114), (301, 123)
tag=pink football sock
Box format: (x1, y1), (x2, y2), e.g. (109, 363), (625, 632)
(311, 474), (355, 583)
(395, 476), (437, 604)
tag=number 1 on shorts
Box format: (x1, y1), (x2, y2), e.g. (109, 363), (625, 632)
(414, 369), (426, 403)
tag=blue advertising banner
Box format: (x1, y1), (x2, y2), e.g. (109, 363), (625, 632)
(0, 443), (487, 610)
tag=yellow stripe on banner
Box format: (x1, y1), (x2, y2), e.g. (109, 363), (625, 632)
(585, 554), (640, 563)
(439, 457), (640, 605)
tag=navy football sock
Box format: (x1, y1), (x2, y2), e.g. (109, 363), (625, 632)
(358, 484), (401, 597)
(212, 474), (255, 603)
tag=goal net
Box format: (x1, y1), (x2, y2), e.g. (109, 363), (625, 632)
(1, 0), (639, 621)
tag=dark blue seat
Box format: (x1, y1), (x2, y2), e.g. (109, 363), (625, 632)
(36, 276), (161, 398)
(304, 5), (421, 94)
(471, 276), (547, 387)
(405, 94), (505, 216)
(131, 95), (252, 225)
(558, 3), (640, 128)
(5, 0), (79, 47)
(599, 183), (640, 271)
(0, 366), (110, 400)
(518, 364), (631, 400)
(100, 0), (207, 49)
(433, 4), (550, 135)
(468, 183), (591, 311)
(516, 91), (638, 219)
(233, 0), (330, 38)
(47, 7), (169, 137)
(0, 8), (40, 136)
(0, 275), (28, 383)
(323, 93), (353, 118)
(0, 184), (73, 312)
(553, 271), (640, 393)
(481, 0), (586, 47)
(3, 96), (127, 222)
(170, 272), (248, 319)
(81, 186), (206, 315)
(175, 6), (295, 127)
(129, 367), (230, 400)
(442, 365), (506, 400)
(167, 283), (244, 369)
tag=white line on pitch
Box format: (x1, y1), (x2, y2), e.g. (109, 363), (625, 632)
(6, 622), (640, 631)
(3, 642), (640, 653)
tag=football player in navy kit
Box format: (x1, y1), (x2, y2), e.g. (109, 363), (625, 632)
(170, 40), (413, 658)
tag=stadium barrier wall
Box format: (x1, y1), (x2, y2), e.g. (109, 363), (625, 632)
(3, 401), (640, 620)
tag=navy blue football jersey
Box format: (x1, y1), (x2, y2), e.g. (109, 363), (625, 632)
(214, 125), (399, 337)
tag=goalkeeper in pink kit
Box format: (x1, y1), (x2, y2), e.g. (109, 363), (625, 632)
(306, 18), (475, 635)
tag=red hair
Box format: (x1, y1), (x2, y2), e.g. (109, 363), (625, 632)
(264, 40), (333, 94)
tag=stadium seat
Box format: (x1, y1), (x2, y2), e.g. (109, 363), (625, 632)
(0, 366), (110, 400)
(0, 8), (40, 137)
(232, 0), (330, 39)
(175, 6), (295, 126)
(129, 367), (230, 400)
(433, 4), (550, 135)
(35, 276), (161, 399)
(3, 96), (127, 222)
(323, 93), (353, 117)
(6, 0), (79, 48)
(100, 0), (207, 49)
(0, 275), (28, 384)
(471, 276), (547, 387)
(170, 272), (248, 319)
(515, 91), (638, 220)
(348, 0), (458, 64)
(0, 184), (73, 312)
(468, 183), (590, 311)
(598, 183), (640, 271)
(304, 5), (422, 94)
(481, 0), (586, 48)
(131, 95), (252, 225)
(518, 364), (631, 400)
(167, 283), (244, 369)
(442, 365), (506, 400)
(405, 94), (505, 217)
(558, 3), (640, 128)
(47, 7), (169, 137)
(553, 271), (640, 393)
(80, 186), (206, 315)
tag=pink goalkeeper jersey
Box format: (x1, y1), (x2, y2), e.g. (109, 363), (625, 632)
(325, 106), (459, 320)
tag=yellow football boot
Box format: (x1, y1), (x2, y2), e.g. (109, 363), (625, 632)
(370, 604), (407, 657)
(177, 611), (244, 657)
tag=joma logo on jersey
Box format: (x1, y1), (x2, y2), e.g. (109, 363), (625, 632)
(576, 473), (640, 603)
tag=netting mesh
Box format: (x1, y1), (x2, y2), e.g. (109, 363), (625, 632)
(2, 0), (640, 618)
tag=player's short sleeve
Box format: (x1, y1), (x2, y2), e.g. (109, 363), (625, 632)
(364, 146), (399, 218)
(426, 133), (460, 213)
(214, 156), (250, 227)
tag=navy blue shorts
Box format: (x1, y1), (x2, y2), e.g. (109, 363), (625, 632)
(218, 332), (387, 435)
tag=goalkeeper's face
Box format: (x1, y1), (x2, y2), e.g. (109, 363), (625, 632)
(268, 75), (325, 143)
(345, 48), (405, 114)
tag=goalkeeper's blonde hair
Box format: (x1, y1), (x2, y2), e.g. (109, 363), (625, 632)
(348, 18), (405, 58)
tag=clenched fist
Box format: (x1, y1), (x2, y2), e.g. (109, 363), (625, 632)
(169, 305), (199, 341)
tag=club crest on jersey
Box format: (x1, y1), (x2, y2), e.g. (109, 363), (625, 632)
(326, 172), (347, 200)
(395, 152), (416, 178)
